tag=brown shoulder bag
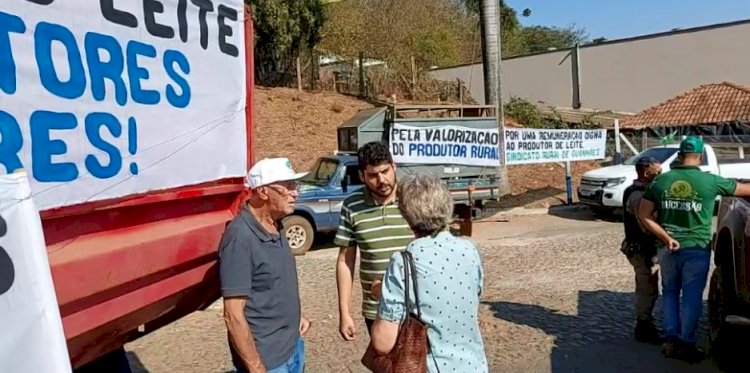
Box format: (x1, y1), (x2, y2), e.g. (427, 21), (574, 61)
(361, 250), (431, 372)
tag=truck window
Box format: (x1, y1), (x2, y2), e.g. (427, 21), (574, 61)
(301, 158), (340, 186)
(623, 147), (679, 165)
(667, 149), (709, 167)
(344, 165), (364, 186)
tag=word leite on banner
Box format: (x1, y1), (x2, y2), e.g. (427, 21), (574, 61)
(0, 1), (247, 210)
(390, 123), (501, 167)
(504, 128), (607, 165)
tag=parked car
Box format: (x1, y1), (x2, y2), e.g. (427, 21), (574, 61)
(282, 154), (364, 255)
(578, 143), (750, 215)
(708, 190), (750, 370)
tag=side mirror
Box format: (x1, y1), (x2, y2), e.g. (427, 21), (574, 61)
(341, 174), (350, 193)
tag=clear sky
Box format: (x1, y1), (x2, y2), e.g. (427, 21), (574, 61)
(504, 0), (750, 40)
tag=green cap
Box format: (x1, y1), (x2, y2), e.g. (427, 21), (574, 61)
(679, 136), (704, 153)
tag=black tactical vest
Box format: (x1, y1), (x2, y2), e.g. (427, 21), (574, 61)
(622, 182), (656, 255)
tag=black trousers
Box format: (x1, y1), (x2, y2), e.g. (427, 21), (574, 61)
(365, 318), (374, 336)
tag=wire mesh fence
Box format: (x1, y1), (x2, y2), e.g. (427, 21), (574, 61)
(604, 131), (750, 165)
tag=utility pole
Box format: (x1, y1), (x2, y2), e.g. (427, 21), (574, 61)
(479, 0), (510, 196)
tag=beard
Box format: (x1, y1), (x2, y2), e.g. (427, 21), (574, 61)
(370, 182), (394, 198)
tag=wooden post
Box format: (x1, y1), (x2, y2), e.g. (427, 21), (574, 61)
(613, 118), (622, 164)
(642, 131), (648, 150)
(565, 161), (573, 205)
(457, 78), (464, 104)
(411, 56), (417, 90)
(358, 51), (365, 97)
(296, 56), (302, 91)
(309, 46), (316, 90)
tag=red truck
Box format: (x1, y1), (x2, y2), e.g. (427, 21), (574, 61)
(2, 4), (256, 371)
(708, 188), (750, 369)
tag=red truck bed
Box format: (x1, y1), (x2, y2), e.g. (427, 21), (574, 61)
(39, 8), (255, 368)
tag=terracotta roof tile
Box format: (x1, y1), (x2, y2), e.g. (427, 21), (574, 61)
(621, 82), (750, 129)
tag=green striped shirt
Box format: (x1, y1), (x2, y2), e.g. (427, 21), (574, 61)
(334, 189), (415, 320)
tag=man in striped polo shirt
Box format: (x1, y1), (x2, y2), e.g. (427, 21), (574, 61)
(335, 141), (415, 341)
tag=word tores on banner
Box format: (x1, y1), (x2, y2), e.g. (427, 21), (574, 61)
(0, 1), (247, 210)
(390, 123), (500, 167)
(505, 128), (607, 165)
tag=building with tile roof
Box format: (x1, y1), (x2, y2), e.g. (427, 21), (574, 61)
(621, 82), (750, 129)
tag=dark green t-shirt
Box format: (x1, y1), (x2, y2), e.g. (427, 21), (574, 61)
(643, 166), (737, 249)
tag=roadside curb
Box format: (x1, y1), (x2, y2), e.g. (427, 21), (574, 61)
(476, 204), (589, 222)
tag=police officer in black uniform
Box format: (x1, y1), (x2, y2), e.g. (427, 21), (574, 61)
(621, 156), (663, 344)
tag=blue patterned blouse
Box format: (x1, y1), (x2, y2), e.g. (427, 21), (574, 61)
(378, 230), (488, 372)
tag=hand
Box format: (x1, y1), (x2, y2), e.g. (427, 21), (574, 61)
(299, 316), (311, 337)
(666, 237), (680, 252)
(371, 279), (383, 300)
(339, 314), (357, 341)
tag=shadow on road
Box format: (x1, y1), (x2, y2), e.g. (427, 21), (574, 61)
(484, 290), (720, 373)
(310, 231), (337, 252)
(126, 351), (149, 373)
(487, 186), (567, 209)
(547, 204), (623, 223)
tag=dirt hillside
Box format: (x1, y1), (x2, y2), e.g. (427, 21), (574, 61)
(254, 87), (373, 171)
(253, 87), (600, 208)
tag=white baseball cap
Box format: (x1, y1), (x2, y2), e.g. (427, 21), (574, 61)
(244, 157), (309, 189)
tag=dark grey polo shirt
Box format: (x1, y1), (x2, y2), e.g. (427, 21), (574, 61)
(218, 208), (301, 369)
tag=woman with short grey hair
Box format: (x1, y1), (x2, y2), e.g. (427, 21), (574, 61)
(369, 173), (488, 372)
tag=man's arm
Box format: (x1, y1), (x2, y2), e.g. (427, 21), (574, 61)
(218, 226), (263, 370)
(333, 204), (359, 340)
(733, 181), (750, 197)
(630, 192), (651, 231)
(637, 198), (679, 251)
(224, 297), (266, 372)
(336, 246), (357, 312)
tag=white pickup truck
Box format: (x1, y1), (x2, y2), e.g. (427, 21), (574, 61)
(578, 143), (750, 214)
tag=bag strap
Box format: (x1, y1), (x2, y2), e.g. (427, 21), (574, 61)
(401, 250), (422, 318)
(401, 250), (411, 320)
(401, 250), (440, 372)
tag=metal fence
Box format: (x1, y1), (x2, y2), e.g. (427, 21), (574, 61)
(604, 131), (750, 165)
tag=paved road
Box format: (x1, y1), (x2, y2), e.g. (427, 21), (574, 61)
(125, 208), (722, 372)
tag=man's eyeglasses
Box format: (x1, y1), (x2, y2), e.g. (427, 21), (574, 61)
(266, 181), (299, 195)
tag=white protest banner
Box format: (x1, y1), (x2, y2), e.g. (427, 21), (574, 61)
(390, 123), (501, 167)
(504, 128), (607, 165)
(0, 1), (247, 210)
(0, 172), (72, 373)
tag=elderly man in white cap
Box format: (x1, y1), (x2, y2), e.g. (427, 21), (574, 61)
(219, 158), (312, 373)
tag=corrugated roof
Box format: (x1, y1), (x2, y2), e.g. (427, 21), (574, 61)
(621, 82), (750, 128)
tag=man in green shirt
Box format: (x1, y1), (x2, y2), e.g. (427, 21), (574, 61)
(639, 137), (750, 363)
(334, 141), (415, 341)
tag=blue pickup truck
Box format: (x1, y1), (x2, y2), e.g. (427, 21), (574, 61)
(282, 154), (364, 255)
(282, 104), (502, 254)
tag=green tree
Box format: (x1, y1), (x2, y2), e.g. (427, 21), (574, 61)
(515, 25), (588, 54)
(460, 1), (588, 56)
(248, 0), (326, 86)
(320, 0), (477, 73)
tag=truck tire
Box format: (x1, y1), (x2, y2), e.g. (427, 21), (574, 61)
(74, 347), (132, 373)
(708, 266), (745, 372)
(282, 215), (314, 256)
